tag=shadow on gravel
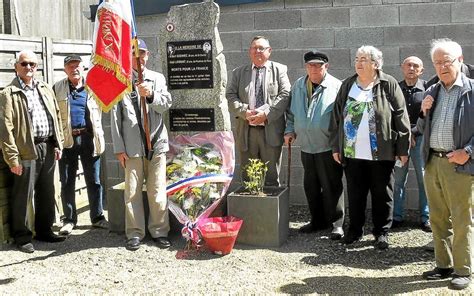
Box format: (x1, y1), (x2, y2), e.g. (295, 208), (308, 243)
(279, 275), (448, 294)
(300, 245), (432, 270)
(0, 278), (16, 285)
(0, 228), (122, 267)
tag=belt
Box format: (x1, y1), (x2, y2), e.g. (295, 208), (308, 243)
(34, 136), (53, 144)
(430, 149), (451, 158)
(72, 128), (88, 136)
(249, 125), (265, 129)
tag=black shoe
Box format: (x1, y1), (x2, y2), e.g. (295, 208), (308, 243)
(17, 242), (35, 253)
(299, 223), (327, 233)
(329, 227), (344, 241)
(374, 234), (389, 250)
(391, 220), (403, 229)
(450, 275), (471, 290)
(421, 221), (432, 233)
(422, 267), (454, 280)
(153, 236), (171, 249)
(35, 232), (67, 243)
(299, 223), (317, 233)
(342, 232), (362, 244)
(126, 237), (140, 251)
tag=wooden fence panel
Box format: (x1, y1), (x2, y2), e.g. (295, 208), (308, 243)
(0, 34), (92, 89)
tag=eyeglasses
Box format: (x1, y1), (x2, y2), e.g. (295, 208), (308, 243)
(251, 46), (270, 53)
(354, 58), (373, 64)
(433, 58), (456, 68)
(306, 63), (325, 68)
(19, 62), (37, 68)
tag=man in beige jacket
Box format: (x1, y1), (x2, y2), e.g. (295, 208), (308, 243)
(53, 55), (108, 235)
(0, 50), (65, 253)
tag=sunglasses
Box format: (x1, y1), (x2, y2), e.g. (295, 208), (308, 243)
(19, 62), (37, 67)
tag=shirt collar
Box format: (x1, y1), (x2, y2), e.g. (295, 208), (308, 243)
(438, 72), (463, 91)
(17, 76), (37, 90)
(400, 79), (425, 92)
(306, 73), (329, 89)
(68, 77), (85, 92)
(252, 61), (269, 70)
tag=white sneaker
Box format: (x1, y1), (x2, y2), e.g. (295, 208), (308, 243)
(59, 222), (75, 235)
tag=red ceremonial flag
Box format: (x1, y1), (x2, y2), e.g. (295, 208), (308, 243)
(85, 0), (133, 112)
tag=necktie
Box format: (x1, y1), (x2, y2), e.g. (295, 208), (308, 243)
(255, 67), (264, 108)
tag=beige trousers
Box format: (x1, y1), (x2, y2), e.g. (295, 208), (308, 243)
(424, 155), (473, 276)
(124, 153), (169, 240)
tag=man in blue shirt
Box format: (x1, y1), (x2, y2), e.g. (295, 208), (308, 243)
(54, 55), (108, 235)
(284, 51), (344, 240)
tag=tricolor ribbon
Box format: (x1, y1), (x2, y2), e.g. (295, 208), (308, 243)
(166, 173), (233, 196)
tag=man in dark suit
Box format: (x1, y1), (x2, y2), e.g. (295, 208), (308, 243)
(226, 36), (291, 186)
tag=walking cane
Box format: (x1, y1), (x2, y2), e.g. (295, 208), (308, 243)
(287, 141), (292, 188)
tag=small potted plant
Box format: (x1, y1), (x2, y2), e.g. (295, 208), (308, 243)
(227, 159), (289, 247)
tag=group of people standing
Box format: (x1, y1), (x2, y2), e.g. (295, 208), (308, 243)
(0, 51), (109, 255)
(0, 39), (172, 254)
(0, 34), (471, 290)
(227, 36), (473, 290)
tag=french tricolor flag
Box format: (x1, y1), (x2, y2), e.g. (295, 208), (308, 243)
(85, 0), (135, 112)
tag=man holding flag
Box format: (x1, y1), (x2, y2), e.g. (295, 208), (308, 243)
(85, 0), (171, 250)
(110, 39), (173, 251)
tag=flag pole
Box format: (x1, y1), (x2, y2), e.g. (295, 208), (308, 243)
(131, 0), (152, 155)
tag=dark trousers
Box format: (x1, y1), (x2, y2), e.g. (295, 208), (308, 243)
(344, 158), (395, 237)
(301, 150), (344, 229)
(10, 141), (56, 245)
(239, 126), (282, 187)
(59, 133), (103, 224)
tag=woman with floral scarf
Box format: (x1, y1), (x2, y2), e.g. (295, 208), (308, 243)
(329, 46), (411, 250)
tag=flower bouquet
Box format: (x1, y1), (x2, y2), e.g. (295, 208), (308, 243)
(166, 131), (235, 249)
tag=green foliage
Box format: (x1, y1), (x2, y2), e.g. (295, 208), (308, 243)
(243, 159), (268, 195)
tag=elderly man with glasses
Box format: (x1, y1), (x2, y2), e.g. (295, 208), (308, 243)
(226, 36), (291, 187)
(419, 39), (474, 290)
(0, 50), (65, 253)
(284, 51), (344, 239)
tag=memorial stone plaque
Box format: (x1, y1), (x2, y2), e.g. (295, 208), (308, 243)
(167, 40), (213, 89)
(159, 1), (231, 134)
(170, 108), (215, 132)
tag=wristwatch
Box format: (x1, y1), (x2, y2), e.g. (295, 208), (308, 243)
(464, 145), (473, 157)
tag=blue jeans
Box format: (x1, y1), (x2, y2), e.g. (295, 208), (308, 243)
(59, 133), (103, 224)
(393, 135), (428, 223)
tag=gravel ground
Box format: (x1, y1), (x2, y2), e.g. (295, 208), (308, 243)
(0, 205), (472, 295)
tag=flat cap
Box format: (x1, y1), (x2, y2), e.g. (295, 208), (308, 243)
(304, 51), (329, 64)
(64, 54), (82, 65)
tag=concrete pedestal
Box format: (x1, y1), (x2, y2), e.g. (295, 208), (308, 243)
(227, 186), (289, 247)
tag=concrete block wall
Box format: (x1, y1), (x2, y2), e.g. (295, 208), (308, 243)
(103, 0), (474, 211)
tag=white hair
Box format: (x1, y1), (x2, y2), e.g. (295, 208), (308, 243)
(430, 38), (463, 61)
(15, 50), (38, 63)
(356, 45), (383, 70)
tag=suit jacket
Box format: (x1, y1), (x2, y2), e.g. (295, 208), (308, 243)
(226, 61), (291, 151)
